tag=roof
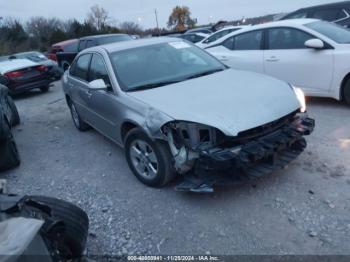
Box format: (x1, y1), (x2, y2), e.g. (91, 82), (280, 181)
(239, 18), (319, 31)
(80, 34), (128, 40)
(86, 37), (183, 53)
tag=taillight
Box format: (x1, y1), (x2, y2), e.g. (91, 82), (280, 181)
(36, 65), (48, 72)
(4, 71), (23, 78)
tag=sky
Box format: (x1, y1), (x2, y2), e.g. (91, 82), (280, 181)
(0, 0), (340, 29)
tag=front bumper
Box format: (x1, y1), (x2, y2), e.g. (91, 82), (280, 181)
(176, 115), (315, 192)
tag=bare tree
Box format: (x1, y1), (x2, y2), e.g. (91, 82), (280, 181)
(86, 5), (109, 30)
(119, 21), (142, 35)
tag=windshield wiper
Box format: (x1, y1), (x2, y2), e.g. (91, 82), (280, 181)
(129, 80), (181, 92)
(184, 68), (225, 80)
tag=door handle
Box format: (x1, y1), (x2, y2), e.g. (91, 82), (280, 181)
(266, 56), (279, 62)
(220, 56), (229, 61)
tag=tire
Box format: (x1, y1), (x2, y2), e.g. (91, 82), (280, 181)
(69, 102), (90, 131)
(23, 196), (89, 259)
(343, 78), (350, 105)
(6, 95), (20, 126)
(40, 86), (50, 93)
(124, 128), (176, 187)
(0, 117), (20, 171)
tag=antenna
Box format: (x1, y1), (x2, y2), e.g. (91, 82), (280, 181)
(154, 9), (160, 36)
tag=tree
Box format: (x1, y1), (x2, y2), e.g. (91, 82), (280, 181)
(167, 6), (196, 31)
(26, 17), (64, 49)
(86, 5), (109, 31)
(119, 21), (142, 35)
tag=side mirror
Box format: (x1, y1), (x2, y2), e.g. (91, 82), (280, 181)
(305, 39), (324, 49)
(88, 79), (108, 91)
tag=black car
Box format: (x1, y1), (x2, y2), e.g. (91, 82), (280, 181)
(0, 84), (20, 171)
(57, 34), (133, 70)
(0, 58), (54, 95)
(281, 1), (350, 28)
(9, 51), (63, 80)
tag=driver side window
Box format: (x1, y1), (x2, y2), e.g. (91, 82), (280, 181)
(88, 54), (111, 87)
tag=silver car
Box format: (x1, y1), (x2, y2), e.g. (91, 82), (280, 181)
(62, 38), (314, 192)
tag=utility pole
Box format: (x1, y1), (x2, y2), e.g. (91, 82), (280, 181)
(154, 9), (160, 36)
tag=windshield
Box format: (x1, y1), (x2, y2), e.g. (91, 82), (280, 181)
(306, 21), (350, 44)
(110, 41), (226, 91)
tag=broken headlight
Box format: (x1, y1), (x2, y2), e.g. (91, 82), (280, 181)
(161, 121), (224, 151)
(290, 85), (306, 113)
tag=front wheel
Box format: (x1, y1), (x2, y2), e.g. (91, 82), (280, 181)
(124, 128), (176, 187)
(344, 79), (350, 106)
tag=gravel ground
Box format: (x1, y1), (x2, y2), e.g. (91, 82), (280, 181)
(1, 81), (350, 256)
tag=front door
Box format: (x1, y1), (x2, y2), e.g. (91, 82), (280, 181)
(263, 27), (334, 94)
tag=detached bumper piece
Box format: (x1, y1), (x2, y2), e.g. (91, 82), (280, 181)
(176, 116), (315, 193)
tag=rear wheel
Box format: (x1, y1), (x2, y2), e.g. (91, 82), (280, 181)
(40, 86), (50, 93)
(124, 128), (176, 187)
(0, 117), (20, 171)
(344, 78), (350, 105)
(69, 102), (90, 131)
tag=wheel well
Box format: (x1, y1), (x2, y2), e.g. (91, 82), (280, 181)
(121, 122), (138, 142)
(341, 73), (350, 101)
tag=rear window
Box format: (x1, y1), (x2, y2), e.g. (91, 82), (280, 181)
(306, 21), (350, 43)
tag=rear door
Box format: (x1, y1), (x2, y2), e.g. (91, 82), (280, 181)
(207, 30), (264, 73)
(263, 27), (334, 94)
(68, 53), (92, 120)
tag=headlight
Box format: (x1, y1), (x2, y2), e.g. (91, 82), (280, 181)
(161, 121), (221, 150)
(292, 86), (306, 113)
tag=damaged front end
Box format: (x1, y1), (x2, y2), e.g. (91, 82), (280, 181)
(161, 111), (315, 193)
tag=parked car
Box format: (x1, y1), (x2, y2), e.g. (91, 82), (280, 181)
(185, 27), (213, 34)
(57, 34), (133, 71)
(0, 191), (89, 260)
(206, 19), (350, 105)
(47, 39), (79, 62)
(280, 1), (350, 28)
(62, 38), (314, 192)
(0, 84), (20, 171)
(177, 33), (209, 43)
(9, 51), (63, 80)
(196, 26), (247, 48)
(0, 58), (53, 95)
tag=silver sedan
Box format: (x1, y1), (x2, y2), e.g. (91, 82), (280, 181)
(62, 37), (314, 192)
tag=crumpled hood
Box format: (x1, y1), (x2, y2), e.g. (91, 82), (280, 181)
(0, 59), (38, 74)
(128, 69), (301, 136)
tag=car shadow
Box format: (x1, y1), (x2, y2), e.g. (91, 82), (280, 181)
(307, 97), (349, 110)
(11, 88), (52, 101)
